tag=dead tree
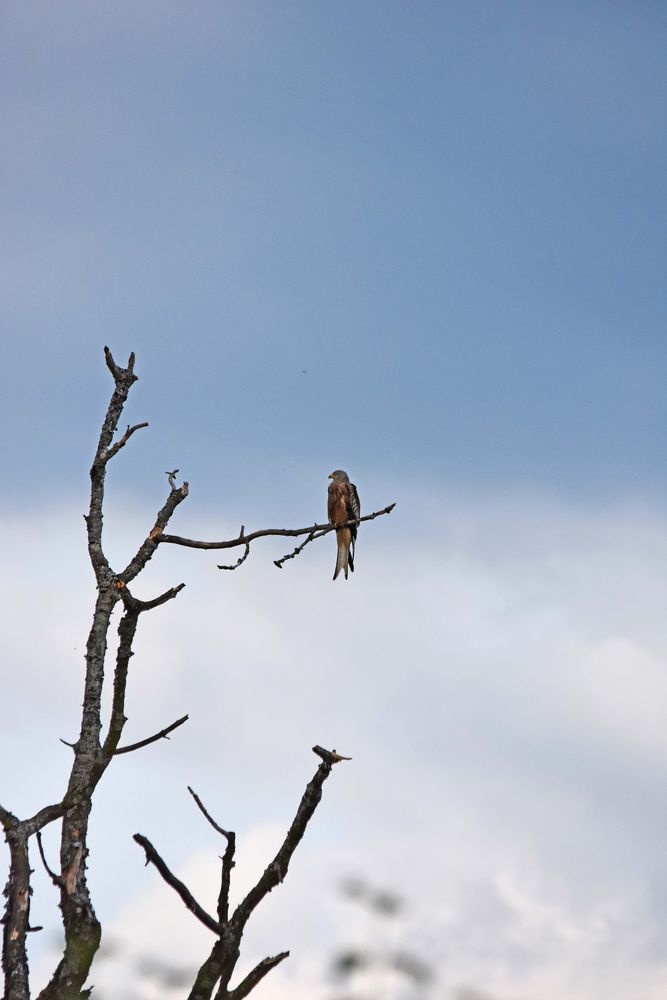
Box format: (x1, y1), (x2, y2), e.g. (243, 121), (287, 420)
(0, 349), (395, 1000)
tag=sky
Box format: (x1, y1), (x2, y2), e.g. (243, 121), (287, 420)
(1, 3), (667, 999)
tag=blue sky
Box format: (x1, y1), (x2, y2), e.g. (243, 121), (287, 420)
(3, 5), (667, 999)
(2, 1), (666, 508)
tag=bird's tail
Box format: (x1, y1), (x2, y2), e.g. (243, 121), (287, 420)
(333, 527), (351, 581)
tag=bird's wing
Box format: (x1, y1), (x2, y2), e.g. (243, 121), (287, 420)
(346, 483), (361, 539)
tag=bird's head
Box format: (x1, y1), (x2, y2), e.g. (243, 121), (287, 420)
(328, 470), (350, 483)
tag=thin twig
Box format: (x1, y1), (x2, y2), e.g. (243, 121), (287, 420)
(273, 527), (327, 568)
(218, 542), (250, 571)
(114, 715), (190, 755)
(105, 421), (149, 461)
(187, 787), (232, 840)
(274, 501), (396, 567)
(187, 787), (236, 927)
(36, 832), (63, 888)
(133, 834), (221, 935)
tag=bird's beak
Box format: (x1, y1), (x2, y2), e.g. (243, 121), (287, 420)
(328, 472), (333, 479)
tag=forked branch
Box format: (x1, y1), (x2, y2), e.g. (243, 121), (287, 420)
(105, 421), (149, 462)
(187, 787), (235, 925)
(139, 747), (347, 1000)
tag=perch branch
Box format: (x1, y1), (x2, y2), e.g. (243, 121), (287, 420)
(133, 834), (221, 936)
(114, 715), (190, 755)
(158, 504), (397, 571)
(273, 503), (396, 567)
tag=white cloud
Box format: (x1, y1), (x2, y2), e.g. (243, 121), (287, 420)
(4, 493), (667, 998)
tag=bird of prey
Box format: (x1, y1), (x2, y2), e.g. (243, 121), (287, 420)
(327, 470), (361, 581)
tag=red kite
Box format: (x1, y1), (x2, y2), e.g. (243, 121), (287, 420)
(328, 470), (361, 581)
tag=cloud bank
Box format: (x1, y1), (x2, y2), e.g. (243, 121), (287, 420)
(3, 491), (667, 999)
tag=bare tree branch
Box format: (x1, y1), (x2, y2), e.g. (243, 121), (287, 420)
(218, 528), (251, 571)
(189, 942), (225, 1000)
(187, 788), (236, 926)
(228, 952), (290, 1000)
(105, 421), (149, 462)
(100, 584), (186, 762)
(35, 833), (63, 889)
(187, 788), (232, 840)
(147, 748), (343, 1000)
(0, 804), (15, 828)
(118, 581), (186, 613)
(133, 834), (222, 935)
(99, 608), (140, 762)
(2, 819), (32, 1000)
(114, 715), (190, 755)
(118, 482), (190, 584)
(24, 804), (66, 838)
(229, 751), (338, 941)
(159, 503), (396, 576)
(103, 345), (134, 380)
(159, 504), (395, 552)
(273, 527), (327, 569)
(86, 348), (138, 584)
